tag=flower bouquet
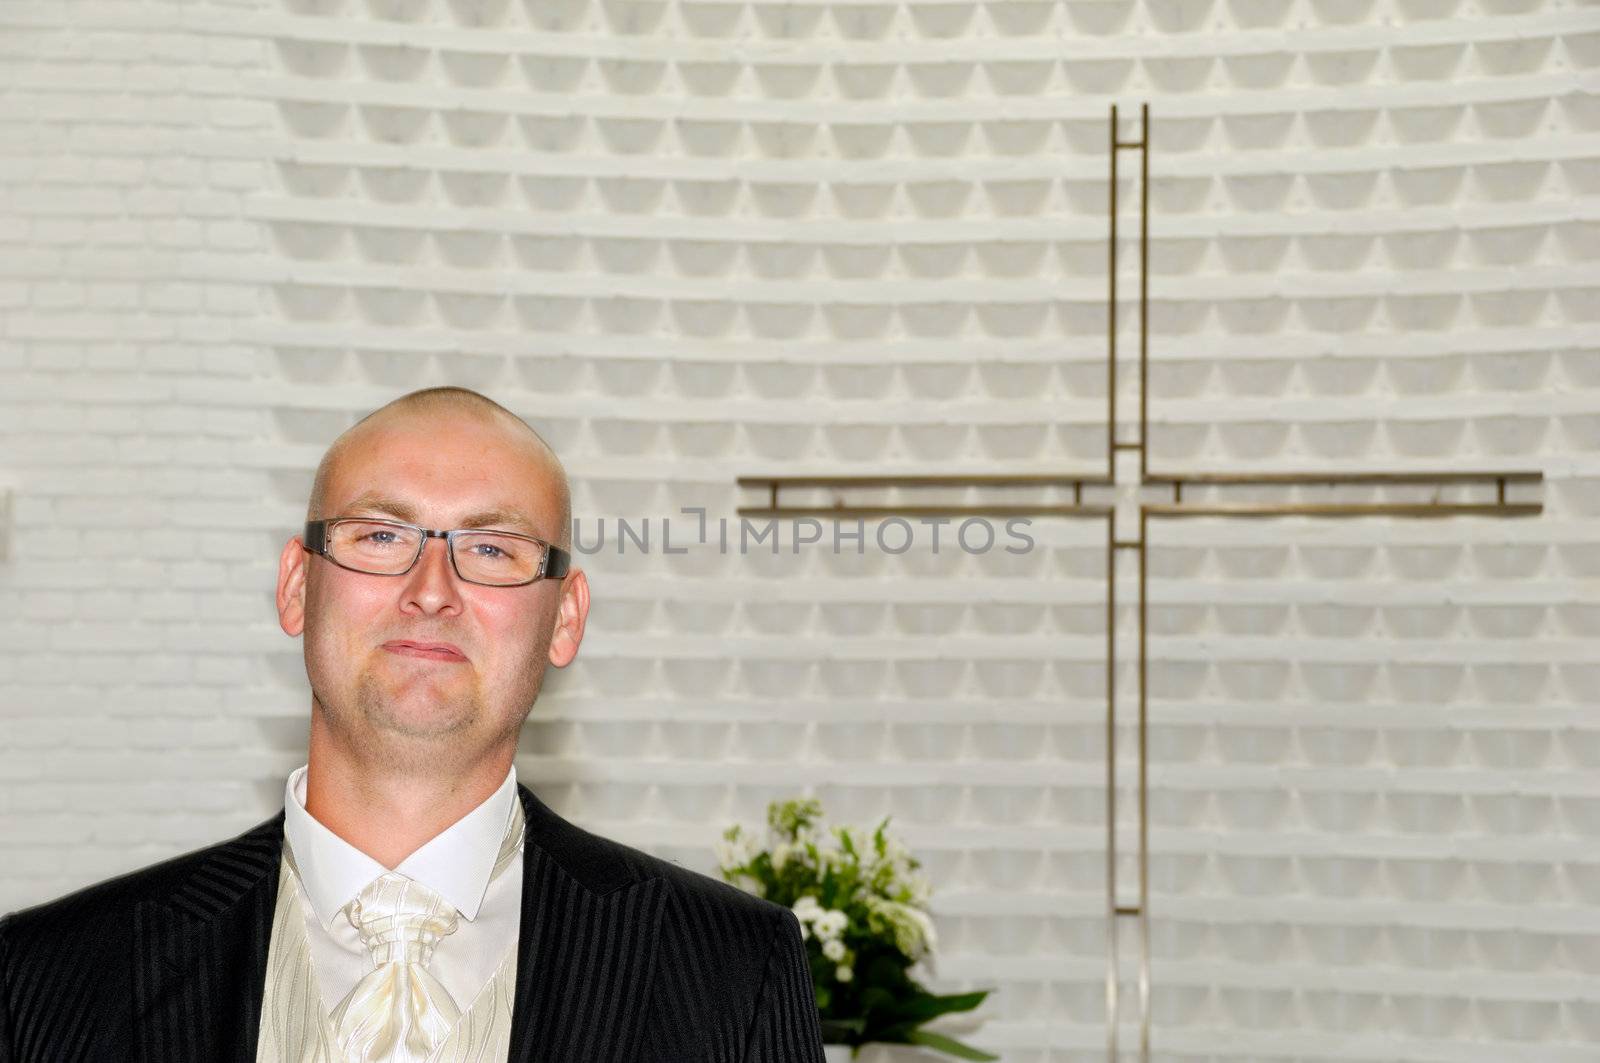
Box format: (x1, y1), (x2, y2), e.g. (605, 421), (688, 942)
(717, 798), (997, 1061)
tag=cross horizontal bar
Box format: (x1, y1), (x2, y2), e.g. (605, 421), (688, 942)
(736, 505), (1114, 518)
(1145, 470), (1542, 486)
(1145, 502), (1542, 518)
(738, 473), (1112, 488)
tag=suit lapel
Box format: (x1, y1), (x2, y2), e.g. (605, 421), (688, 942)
(506, 785), (667, 1063)
(132, 812), (284, 1063)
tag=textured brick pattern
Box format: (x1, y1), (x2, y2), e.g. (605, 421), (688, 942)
(0, 0), (280, 902)
(3, 0), (1600, 1060)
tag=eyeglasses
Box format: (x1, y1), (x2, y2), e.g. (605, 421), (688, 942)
(303, 517), (571, 587)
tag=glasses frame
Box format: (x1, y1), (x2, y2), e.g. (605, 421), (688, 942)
(303, 516), (571, 587)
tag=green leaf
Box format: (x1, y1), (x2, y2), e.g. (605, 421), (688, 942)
(818, 1017), (865, 1039)
(904, 1029), (1000, 1061)
(874, 989), (990, 1026)
(859, 986), (897, 1015)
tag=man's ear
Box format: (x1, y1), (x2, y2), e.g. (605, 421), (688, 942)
(277, 536), (309, 637)
(547, 568), (589, 668)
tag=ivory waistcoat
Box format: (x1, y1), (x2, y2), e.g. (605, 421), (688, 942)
(254, 820), (521, 1063)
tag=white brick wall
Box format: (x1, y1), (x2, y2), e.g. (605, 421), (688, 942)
(0, 0), (281, 898)
(2, 1), (1598, 1059)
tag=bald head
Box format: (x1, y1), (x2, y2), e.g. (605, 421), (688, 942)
(306, 386), (571, 548)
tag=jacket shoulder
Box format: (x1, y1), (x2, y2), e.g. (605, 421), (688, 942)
(554, 812), (796, 963)
(633, 836), (787, 913)
(637, 845), (790, 928)
(520, 786), (787, 932)
(524, 784), (780, 928)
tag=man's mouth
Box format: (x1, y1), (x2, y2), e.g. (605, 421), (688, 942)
(382, 640), (468, 663)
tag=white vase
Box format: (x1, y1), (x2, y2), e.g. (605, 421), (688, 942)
(823, 1046), (854, 1063)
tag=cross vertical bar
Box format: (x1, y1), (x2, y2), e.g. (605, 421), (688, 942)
(1138, 508), (1151, 1061)
(1136, 102), (1154, 1058)
(1104, 514), (1119, 1060)
(1108, 98), (1154, 1063)
(1108, 103), (1119, 483)
(1140, 102), (1150, 481)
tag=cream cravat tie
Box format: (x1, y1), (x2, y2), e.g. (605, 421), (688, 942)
(329, 873), (463, 1062)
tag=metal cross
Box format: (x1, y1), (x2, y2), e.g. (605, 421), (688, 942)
(738, 103), (1543, 1061)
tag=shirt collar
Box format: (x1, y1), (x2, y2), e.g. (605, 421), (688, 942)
(282, 762), (519, 929)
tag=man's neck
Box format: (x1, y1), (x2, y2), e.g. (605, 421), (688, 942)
(302, 715), (515, 869)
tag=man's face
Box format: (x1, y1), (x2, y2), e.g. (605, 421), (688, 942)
(277, 413), (583, 763)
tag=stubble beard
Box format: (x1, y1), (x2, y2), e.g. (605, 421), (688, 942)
(354, 665), (479, 741)
(333, 642), (547, 771)
(306, 632), (483, 776)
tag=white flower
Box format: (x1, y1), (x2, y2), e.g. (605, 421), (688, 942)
(864, 896), (935, 960)
(715, 831), (758, 872)
(822, 938), (845, 961)
(771, 841), (796, 871)
(835, 964), (853, 982)
(791, 896), (822, 940)
(904, 905), (938, 955)
(813, 908), (848, 940)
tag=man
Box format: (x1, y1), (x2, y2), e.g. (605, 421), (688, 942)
(0, 387), (826, 1062)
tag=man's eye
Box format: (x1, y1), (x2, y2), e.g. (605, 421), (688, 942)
(361, 530), (399, 544)
(471, 542), (506, 558)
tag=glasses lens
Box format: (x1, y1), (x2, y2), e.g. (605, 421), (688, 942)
(452, 531), (543, 586)
(327, 520), (423, 574)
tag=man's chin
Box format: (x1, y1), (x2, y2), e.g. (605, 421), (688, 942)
(367, 707), (477, 742)
(355, 680), (479, 740)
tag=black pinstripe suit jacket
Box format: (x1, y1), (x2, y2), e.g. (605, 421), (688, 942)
(0, 784), (826, 1063)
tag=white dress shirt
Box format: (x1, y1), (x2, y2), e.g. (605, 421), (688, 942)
(281, 763), (524, 1016)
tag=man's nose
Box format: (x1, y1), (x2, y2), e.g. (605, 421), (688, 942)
(400, 535), (463, 615)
